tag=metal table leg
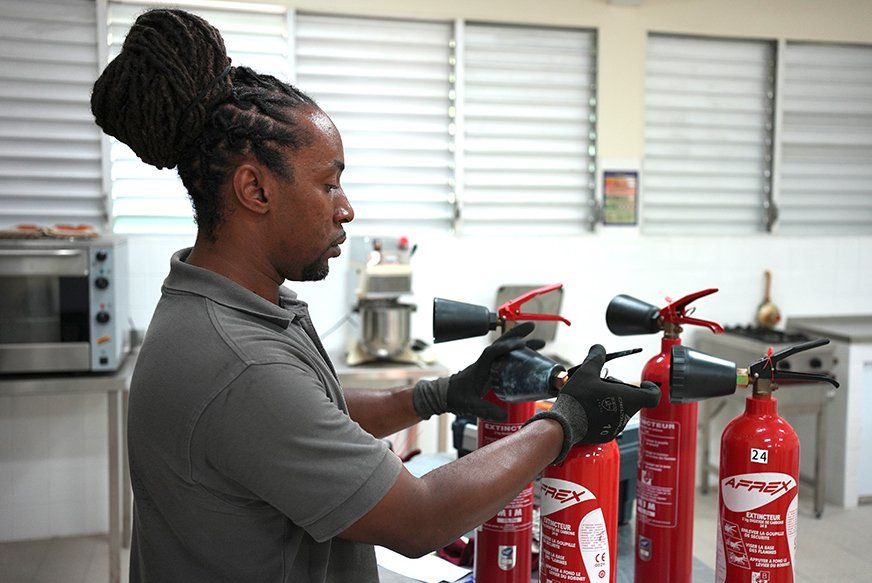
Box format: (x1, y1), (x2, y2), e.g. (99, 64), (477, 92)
(814, 404), (828, 518)
(108, 390), (121, 583)
(700, 403), (711, 495)
(122, 389), (131, 547)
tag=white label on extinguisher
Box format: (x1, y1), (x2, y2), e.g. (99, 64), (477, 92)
(718, 472), (798, 580)
(540, 478), (596, 517)
(579, 508), (610, 581)
(497, 545), (516, 571)
(786, 494), (798, 574)
(715, 507), (727, 583)
(720, 472), (796, 512)
(637, 417), (681, 527)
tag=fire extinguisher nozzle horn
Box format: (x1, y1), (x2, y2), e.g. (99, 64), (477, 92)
(432, 298), (499, 343)
(605, 294), (661, 336)
(669, 346), (740, 403)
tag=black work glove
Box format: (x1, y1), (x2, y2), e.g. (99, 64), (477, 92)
(413, 322), (545, 421)
(525, 344), (661, 463)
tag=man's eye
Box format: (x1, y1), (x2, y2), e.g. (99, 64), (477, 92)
(327, 184), (341, 193)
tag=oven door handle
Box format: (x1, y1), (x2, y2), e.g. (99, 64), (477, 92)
(0, 249), (84, 257)
(0, 248), (89, 276)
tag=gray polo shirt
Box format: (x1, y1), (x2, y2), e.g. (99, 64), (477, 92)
(128, 249), (402, 583)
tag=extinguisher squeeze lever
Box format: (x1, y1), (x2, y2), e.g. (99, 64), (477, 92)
(604, 347), (644, 362)
(659, 288), (724, 335)
(748, 338), (840, 392)
(497, 283), (572, 327)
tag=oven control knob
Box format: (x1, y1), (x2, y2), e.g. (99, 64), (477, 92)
(96, 250), (108, 262)
(96, 311), (111, 324)
(95, 277), (109, 289)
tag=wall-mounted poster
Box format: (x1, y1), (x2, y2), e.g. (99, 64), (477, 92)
(603, 170), (638, 225)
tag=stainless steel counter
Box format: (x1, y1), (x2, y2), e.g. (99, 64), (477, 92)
(788, 314), (872, 506)
(788, 315), (872, 343)
(0, 351), (136, 583)
(332, 354), (452, 452)
(333, 357), (450, 388)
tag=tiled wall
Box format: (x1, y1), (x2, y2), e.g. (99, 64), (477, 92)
(3, 231), (871, 541)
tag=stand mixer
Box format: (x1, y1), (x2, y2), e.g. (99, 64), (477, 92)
(346, 236), (429, 366)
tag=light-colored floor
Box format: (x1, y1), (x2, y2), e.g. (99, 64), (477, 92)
(0, 535), (130, 583)
(1, 489), (870, 582)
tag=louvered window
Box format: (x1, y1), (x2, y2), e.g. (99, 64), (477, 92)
(777, 42), (872, 235)
(643, 35), (776, 234)
(295, 13), (454, 234)
(105, 0), (290, 234)
(99, 7), (596, 236)
(0, 0), (103, 228)
(460, 23), (597, 235)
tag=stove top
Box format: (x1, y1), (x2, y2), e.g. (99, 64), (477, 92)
(723, 325), (811, 345)
(700, 325), (837, 377)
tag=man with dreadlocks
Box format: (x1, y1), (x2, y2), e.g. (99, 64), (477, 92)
(92, 9), (659, 583)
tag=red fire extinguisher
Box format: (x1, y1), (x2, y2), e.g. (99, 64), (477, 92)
(716, 339), (838, 583)
(606, 289), (724, 583)
(488, 347), (645, 583)
(539, 440), (619, 583)
(434, 284), (571, 582)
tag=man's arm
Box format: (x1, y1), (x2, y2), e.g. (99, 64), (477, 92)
(340, 344), (661, 558)
(344, 386), (420, 438)
(339, 418), (563, 557)
(345, 324), (544, 438)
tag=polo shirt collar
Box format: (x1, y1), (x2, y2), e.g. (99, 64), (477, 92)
(163, 248), (310, 328)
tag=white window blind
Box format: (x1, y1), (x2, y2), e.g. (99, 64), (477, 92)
(295, 13), (454, 234)
(644, 35), (775, 234)
(106, 0), (290, 234)
(0, 0), (103, 228)
(461, 23), (597, 236)
(778, 42), (872, 235)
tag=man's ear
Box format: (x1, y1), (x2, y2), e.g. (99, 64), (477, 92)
(231, 163), (270, 214)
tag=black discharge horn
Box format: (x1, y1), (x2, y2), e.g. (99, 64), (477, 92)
(606, 294), (662, 336)
(432, 298), (499, 343)
(669, 346), (740, 403)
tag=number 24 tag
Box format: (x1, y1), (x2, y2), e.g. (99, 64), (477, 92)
(751, 448), (768, 464)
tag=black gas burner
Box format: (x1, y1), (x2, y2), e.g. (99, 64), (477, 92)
(724, 325), (811, 345)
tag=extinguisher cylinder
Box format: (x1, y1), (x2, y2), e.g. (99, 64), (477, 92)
(540, 440), (619, 583)
(475, 394), (536, 582)
(717, 395), (800, 583)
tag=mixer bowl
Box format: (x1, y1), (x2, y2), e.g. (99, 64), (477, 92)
(359, 301), (414, 359)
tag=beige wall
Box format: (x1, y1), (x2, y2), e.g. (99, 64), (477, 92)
(241, 0), (872, 157)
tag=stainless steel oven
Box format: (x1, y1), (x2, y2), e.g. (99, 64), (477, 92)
(0, 236), (129, 374)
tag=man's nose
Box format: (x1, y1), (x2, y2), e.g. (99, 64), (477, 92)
(336, 196), (354, 224)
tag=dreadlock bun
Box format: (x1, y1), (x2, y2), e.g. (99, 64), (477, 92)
(91, 9), (232, 169)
